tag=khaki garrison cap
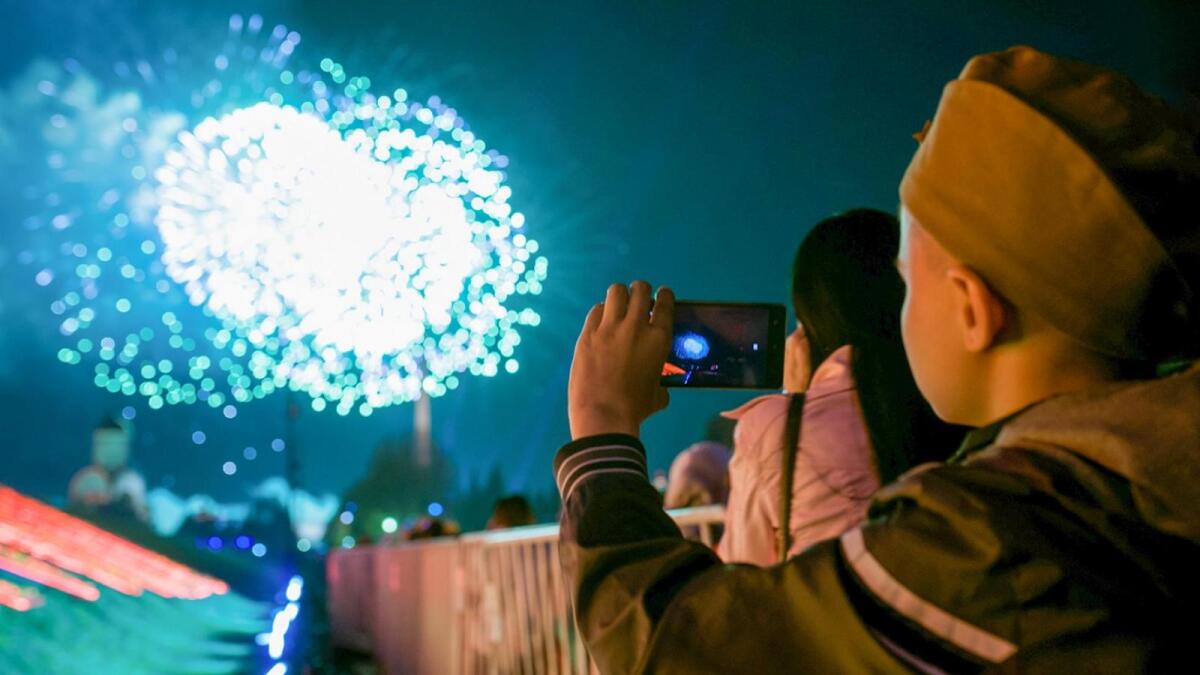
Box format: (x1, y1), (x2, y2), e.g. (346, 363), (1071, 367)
(901, 46), (1200, 360)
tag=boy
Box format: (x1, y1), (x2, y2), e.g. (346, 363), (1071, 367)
(555, 47), (1200, 673)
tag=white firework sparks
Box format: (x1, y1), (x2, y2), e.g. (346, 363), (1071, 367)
(9, 14), (547, 415)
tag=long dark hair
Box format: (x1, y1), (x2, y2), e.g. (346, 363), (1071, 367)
(791, 209), (961, 484)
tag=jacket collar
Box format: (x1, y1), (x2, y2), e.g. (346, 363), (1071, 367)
(947, 409), (1028, 464)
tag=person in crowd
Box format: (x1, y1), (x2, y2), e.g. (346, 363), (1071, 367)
(68, 416), (149, 523)
(406, 516), (461, 541)
(486, 495), (537, 530)
(553, 46), (1200, 672)
(662, 416), (734, 510)
(719, 209), (963, 565)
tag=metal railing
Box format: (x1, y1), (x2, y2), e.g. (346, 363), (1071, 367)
(327, 505), (725, 675)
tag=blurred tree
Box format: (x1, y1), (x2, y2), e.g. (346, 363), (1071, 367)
(326, 435), (455, 545)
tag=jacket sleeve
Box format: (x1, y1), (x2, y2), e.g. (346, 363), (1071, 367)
(555, 434), (1035, 674)
(554, 434), (900, 673)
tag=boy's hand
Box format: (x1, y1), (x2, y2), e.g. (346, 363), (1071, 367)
(568, 281), (675, 440)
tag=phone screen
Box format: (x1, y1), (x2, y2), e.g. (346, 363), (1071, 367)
(661, 302), (786, 389)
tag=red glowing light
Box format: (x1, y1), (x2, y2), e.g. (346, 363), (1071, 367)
(0, 486), (228, 604)
(0, 578), (44, 612)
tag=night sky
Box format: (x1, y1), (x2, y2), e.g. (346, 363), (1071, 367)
(1, 0), (1196, 504)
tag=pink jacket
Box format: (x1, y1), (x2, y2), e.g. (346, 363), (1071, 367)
(717, 345), (879, 565)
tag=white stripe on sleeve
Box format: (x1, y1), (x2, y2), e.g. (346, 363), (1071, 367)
(840, 528), (1018, 664)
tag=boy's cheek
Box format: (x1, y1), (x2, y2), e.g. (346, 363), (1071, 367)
(901, 293), (952, 410)
(900, 298), (922, 371)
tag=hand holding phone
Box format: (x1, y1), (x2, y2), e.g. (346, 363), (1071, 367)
(568, 282), (675, 439)
(782, 325), (812, 394)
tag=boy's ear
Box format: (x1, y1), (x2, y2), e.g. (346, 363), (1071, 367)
(946, 264), (1008, 353)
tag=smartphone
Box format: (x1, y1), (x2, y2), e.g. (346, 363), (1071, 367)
(661, 301), (787, 389)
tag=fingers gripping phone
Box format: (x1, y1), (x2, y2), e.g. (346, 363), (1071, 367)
(660, 301), (787, 389)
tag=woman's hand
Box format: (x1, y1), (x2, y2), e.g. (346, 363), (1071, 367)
(783, 325), (813, 394)
(568, 281), (675, 440)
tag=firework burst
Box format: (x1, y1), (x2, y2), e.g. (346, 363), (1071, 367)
(12, 14), (547, 416)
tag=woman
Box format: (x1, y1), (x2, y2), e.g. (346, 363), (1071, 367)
(718, 208), (962, 565)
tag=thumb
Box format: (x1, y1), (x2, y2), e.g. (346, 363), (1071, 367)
(652, 386), (671, 413)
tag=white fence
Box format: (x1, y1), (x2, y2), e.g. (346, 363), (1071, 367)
(327, 506), (725, 675)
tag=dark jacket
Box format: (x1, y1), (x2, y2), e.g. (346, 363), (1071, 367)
(553, 364), (1200, 673)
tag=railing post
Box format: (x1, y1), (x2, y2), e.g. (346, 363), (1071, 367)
(327, 506), (725, 674)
